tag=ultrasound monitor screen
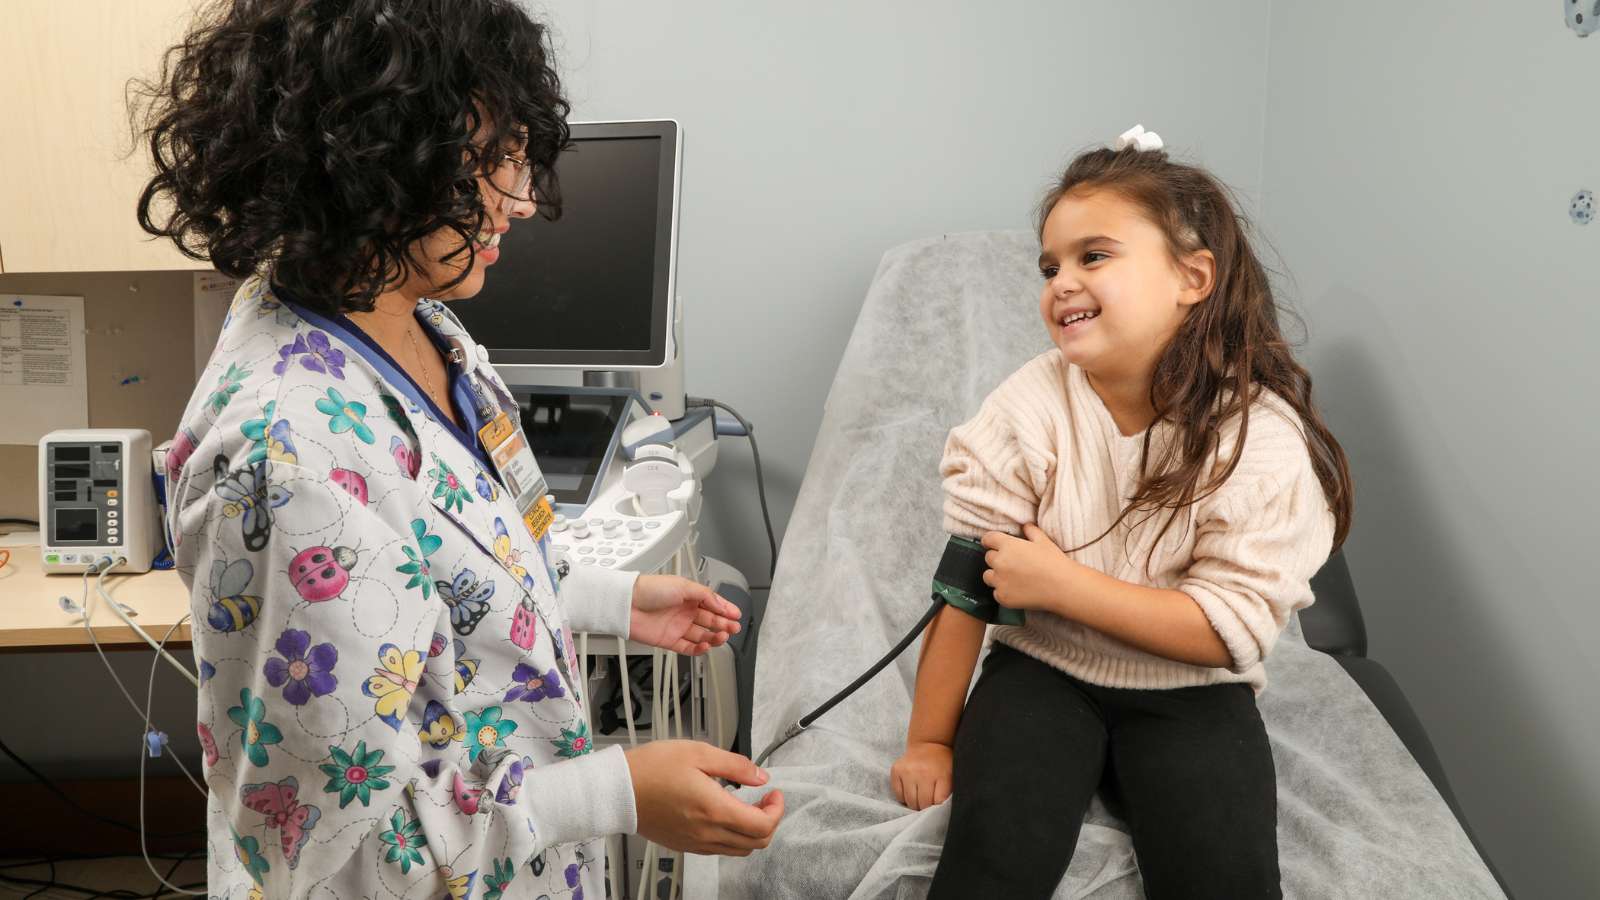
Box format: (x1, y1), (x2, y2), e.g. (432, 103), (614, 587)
(515, 390), (628, 506)
(451, 128), (674, 367)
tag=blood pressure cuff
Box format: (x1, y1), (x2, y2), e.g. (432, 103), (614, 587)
(932, 535), (1025, 626)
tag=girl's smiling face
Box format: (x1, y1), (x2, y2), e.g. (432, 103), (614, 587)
(1036, 188), (1213, 382)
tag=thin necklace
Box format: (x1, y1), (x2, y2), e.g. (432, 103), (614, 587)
(405, 326), (449, 415)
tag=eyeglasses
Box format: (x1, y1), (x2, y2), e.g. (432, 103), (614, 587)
(488, 152), (534, 212)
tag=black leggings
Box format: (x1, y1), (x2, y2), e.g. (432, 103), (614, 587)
(927, 644), (1281, 900)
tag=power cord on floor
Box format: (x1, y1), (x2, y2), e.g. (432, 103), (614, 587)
(4, 561), (206, 898)
(0, 866), (205, 900)
(0, 851), (205, 899)
(148, 848), (202, 900)
(20, 859), (52, 900)
(687, 397), (778, 583)
(0, 850), (205, 898)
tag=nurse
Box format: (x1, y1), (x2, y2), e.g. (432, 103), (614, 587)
(135, 1), (783, 895)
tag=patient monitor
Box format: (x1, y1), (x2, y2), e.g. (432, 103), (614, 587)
(37, 428), (160, 573)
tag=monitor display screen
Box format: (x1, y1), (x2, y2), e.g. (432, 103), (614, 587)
(516, 390), (629, 506)
(54, 508), (98, 543)
(451, 122), (677, 368)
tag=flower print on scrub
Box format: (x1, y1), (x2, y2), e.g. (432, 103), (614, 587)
(228, 688), (283, 768)
(263, 628), (338, 705)
(396, 519), (442, 599)
(273, 330), (347, 379)
(320, 740), (396, 809)
(240, 402), (299, 466)
(316, 388), (375, 444)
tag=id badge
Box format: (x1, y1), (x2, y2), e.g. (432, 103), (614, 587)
(478, 411), (554, 542)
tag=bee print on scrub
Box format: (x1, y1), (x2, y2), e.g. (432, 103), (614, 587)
(213, 455), (291, 552)
(208, 558), (262, 632)
(426, 632), (482, 695)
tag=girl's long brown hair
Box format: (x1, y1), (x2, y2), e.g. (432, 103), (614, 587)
(1039, 146), (1353, 551)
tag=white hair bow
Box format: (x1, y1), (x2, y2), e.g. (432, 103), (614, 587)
(1114, 124), (1163, 152)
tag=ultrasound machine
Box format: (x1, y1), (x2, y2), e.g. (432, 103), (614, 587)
(452, 120), (765, 899)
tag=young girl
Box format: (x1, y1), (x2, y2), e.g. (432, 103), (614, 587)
(890, 128), (1352, 900)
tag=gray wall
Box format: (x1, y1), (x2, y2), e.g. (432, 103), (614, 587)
(1258, 3), (1600, 897)
(525, 0), (1273, 586)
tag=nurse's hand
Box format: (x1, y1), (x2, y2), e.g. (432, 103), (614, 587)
(626, 740), (784, 856)
(629, 574), (742, 655)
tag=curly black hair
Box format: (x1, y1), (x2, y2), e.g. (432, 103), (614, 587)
(133, 0), (570, 314)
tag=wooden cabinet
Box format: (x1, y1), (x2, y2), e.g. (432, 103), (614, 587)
(0, 0), (204, 273)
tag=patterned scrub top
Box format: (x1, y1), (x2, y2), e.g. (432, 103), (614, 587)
(166, 275), (639, 899)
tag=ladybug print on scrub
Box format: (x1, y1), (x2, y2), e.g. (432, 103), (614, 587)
(510, 595), (539, 650)
(328, 467), (369, 504)
(289, 545), (358, 602)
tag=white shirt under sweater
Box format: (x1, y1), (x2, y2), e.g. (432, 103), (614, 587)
(940, 350), (1336, 693)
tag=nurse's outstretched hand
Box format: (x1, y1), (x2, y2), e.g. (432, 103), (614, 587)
(627, 740), (785, 856)
(629, 574), (743, 655)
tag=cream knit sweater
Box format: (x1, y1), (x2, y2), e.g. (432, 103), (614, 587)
(941, 350), (1336, 692)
